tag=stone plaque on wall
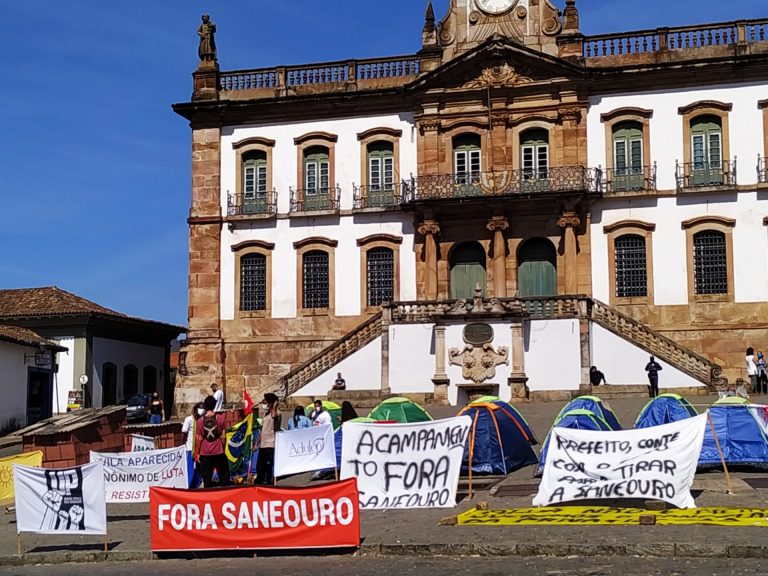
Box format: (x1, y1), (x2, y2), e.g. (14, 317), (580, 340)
(463, 323), (493, 346)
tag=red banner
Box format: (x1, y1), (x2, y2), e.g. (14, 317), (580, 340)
(149, 479), (360, 551)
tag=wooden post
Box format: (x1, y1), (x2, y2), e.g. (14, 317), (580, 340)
(104, 534), (109, 553)
(707, 413), (733, 494)
(16, 533), (21, 556)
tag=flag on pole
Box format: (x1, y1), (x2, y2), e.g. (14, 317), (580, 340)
(243, 389), (254, 415)
(225, 413), (254, 475)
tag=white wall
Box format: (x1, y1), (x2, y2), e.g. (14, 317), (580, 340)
(588, 82), (766, 189)
(524, 319), (581, 392)
(292, 337), (382, 396)
(592, 192), (768, 305)
(591, 324), (702, 389)
(388, 324), (436, 396)
(91, 337), (165, 406)
(0, 342), (34, 427)
(53, 337), (75, 414)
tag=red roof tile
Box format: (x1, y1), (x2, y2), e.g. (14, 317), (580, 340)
(0, 324), (67, 351)
(0, 287), (124, 318)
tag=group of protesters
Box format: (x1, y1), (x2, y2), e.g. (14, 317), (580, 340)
(180, 385), (343, 490)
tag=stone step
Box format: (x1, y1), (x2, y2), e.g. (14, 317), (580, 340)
(590, 384), (651, 399)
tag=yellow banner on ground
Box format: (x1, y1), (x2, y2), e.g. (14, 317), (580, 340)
(0, 451), (43, 503)
(457, 506), (768, 527)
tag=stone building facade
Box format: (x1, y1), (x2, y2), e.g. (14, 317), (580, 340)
(173, 0), (768, 408)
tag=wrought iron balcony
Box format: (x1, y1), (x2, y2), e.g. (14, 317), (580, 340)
(227, 190), (278, 217)
(675, 159), (736, 191)
(759, 155), (768, 184)
(289, 186), (341, 213)
(353, 184), (401, 210)
(401, 167), (603, 203)
(604, 164), (657, 195)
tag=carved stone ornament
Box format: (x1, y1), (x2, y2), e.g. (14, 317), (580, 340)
(449, 342), (509, 384)
(417, 220), (441, 235)
(558, 106), (583, 123)
(486, 215), (510, 232)
(557, 213), (581, 229)
(463, 63), (533, 88)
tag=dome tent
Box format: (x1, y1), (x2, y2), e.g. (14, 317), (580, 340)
(535, 409), (615, 477)
(553, 395), (622, 431)
(458, 401), (537, 475)
(699, 397), (768, 470)
(368, 397), (432, 423)
(635, 393), (698, 429)
(469, 396), (538, 445)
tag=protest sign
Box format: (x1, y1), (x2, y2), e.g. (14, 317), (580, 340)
(533, 412), (707, 509)
(90, 446), (187, 503)
(340, 416), (472, 510)
(0, 451), (42, 503)
(275, 424), (336, 477)
(14, 462), (107, 535)
(149, 479), (359, 551)
(130, 434), (156, 452)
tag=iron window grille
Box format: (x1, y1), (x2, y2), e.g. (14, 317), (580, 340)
(693, 230), (728, 295)
(240, 253), (267, 311)
(303, 250), (329, 309)
(614, 234), (647, 297)
(366, 247), (394, 306)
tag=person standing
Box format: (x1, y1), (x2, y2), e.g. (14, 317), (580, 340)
(340, 401), (359, 424)
(255, 393), (281, 485)
(147, 392), (164, 424)
(182, 402), (203, 488)
(746, 347), (758, 393)
(756, 352), (767, 395)
(311, 400), (333, 427)
(287, 406), (311, 430)
(197, 395), (230, 488)
(211, 383), (224, 412)
(645, 355), (662, 398)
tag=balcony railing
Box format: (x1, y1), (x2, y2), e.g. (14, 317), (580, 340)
(759, 155), (768, 184)
(675, 159), (736, 191)
(584, 18), (768, 59)
(289, 186), (341, 213)
(604, 164), (657, 195)
(227, 191), (278, 217)
(401, 167), (603, 203)
(353, 184), (401, 210)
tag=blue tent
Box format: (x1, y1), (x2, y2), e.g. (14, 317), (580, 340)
(312, 417), (377, 480)
(458, 402), (538, 475)
(699, 397), (768, 470)
(469, 396), (539, 445)
(635, 393), (698, 429)
(535, 409), (614, 477)
(554, 396), (622, 431)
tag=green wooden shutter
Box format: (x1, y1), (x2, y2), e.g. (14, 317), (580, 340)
(612, 123), (644, 191)
(691, 116), (723, 185)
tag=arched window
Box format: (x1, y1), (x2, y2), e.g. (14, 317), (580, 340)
(521, 129), (549, 181)
(143, 366), (157, 394)
(123, 364), (138, 398)
(304, 146), (330, 193)
(366, 247), (394, 306)
(453, 134), (481, 183)
(303, 250), (330, 309)
(693, 230), (727, 294)
(367, 141), (394, 190)
(612, 122), (644, 191)
(691, 115), (723, 185)
(102, 362), (117, 406)
(614, 234), (647, 297)
(240, 253), (267, 311)
(242, 150), (268, 213)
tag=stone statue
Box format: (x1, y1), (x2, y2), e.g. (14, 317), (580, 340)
(198, 14), (217, 62)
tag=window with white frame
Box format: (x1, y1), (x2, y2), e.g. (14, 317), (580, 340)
(521, 129), (549, 180)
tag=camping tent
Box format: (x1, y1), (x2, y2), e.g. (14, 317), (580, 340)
(635, 393), (698, 429)
(535, 409), (615, 477)
(458, 402), (538, 475)
(698, 397), (768, 469)
(469, 396), (539, 445)
(554, 396), (622, 430)
(368, 397), (432, 423)
(306, 400), (342, 430)
(312, 417), (378, 480)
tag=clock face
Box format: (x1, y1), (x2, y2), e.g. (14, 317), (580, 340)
(475, 0), (517, 15)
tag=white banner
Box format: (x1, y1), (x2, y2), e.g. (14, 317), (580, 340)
(748, 405), (768, 436)
(533, 412), (708, 509)
(341, 416), (472, 510)
(274, 424), (336, 478)
(90, 446), (187, 503)
(14, 462), (107, 535)
(130, 434), (156, 452)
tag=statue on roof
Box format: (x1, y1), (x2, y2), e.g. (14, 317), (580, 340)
(197, 14), (217, 63)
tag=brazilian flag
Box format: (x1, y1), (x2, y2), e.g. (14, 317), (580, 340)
(225, 413), (258, 475)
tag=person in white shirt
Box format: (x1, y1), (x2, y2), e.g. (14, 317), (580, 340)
(181, 402), (203, 488)
(211, 383), (224, 412)
(311, 400), (333, 427)
(746, 347), (758, 392)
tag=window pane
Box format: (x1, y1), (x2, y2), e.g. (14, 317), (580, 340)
(469, 150), (481, 175)
(614, 235), (647, 298)
(522, 146), (534, 172)
(244, 164), (256, 197)
(306, 162), (317, 192)
(614, 140), (627, 173)
(455, 150), (467, 175)
(630, 140), (643, 171)
(383, 157), (394, 187)
(708, 132), (722, 166)
(257, 165), (267, 196)
(369, 157), (381, 188)
(303, 250), (329, 308)
(537, 145), (548, 178)
(240, 254), (267, 311)
(320, 161), (329, 190)
(693, 231), (727, 295)
(366, 247), (394, 306)
(692, 135), (705, 167)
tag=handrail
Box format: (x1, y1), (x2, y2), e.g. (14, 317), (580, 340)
(227, 190), (278, 216)
(759, 155), (767, 184)
(675, 159), (737, 191)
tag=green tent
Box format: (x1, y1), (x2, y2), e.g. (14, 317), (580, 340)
(306, 400), (342, 430)
(368, 397), (432, 423)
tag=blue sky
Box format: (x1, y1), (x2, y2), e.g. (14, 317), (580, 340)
(1, 1), (764, 327)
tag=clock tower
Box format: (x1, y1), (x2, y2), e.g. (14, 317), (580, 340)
(436, 0), (578, 61)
